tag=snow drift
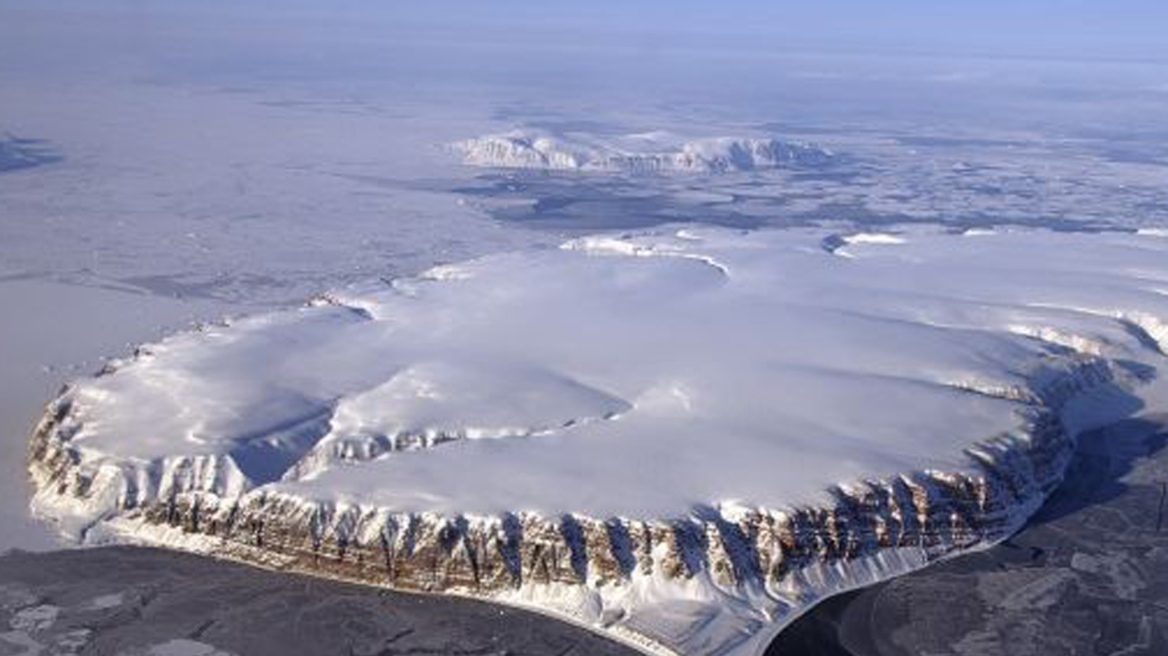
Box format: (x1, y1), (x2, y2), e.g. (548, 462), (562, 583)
(29, 227), (1168, 655)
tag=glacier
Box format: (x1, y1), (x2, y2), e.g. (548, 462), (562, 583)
(452, 129), (834, 174)
(27, 227), (1168, 655)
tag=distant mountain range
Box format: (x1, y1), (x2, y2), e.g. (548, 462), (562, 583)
(453, 129), (834, 173)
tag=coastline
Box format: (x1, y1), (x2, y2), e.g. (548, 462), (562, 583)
(0, 278), (642, 654)
(0, 277), (238, 553)
(768, 415), (1168, 655)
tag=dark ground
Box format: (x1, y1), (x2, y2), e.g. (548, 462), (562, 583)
(768, 415), (1168, 656)
(0, 546), (639, 656)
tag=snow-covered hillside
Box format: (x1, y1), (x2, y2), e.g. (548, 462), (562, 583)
(29, 228), (1168, 655)
(453, 130), (834, 173)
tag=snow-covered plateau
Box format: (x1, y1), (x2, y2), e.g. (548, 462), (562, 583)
(452, 130), (834, 173)
(28, 227), (1168, 655)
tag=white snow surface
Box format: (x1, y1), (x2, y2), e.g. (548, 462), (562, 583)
(42, 227), (1168, 524)
(452, 129), (834, 173)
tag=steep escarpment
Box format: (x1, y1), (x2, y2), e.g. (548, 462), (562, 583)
(27, 228), (1168, 655)
(26, 356), (1129, 655)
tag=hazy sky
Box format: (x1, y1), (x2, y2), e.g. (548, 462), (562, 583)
(392, 0), (1168, 59)
(3, 0), (1167, 62)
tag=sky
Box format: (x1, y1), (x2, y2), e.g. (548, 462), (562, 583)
(390, 0), (1168, 60)
(2, 0), (1168, 63)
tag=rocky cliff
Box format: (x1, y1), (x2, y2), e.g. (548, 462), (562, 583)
(28, 356), (1129, 655)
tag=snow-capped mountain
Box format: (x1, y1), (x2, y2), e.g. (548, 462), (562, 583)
(452, 130), (834, 173)
(29, 228), (1168, 655)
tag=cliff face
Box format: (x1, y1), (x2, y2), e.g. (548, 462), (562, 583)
(27, 358), (1119, 655)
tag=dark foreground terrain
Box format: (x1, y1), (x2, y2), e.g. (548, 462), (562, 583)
(769, 415), (1168, 656)
(0, 546), (639, 656)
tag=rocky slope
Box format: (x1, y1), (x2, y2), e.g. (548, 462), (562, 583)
(29, 356), (1127, 656)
